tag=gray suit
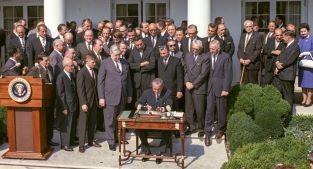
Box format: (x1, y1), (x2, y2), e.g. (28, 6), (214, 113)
(1, 58), (22, 76)
(50, 50), (63, 77)
(205, 52), (232, 135)
(184, 52), (210, 132)
(97, 58), (132, 145)
(76, 42), (93, 67)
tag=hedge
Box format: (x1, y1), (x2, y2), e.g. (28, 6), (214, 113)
(226, 84), (290, 152)
(222, 136), (310, 169)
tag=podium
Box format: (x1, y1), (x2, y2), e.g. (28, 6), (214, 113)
(0, 76), (53, 160)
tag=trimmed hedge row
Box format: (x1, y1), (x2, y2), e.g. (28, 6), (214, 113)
(222, 136), (310, 169)
(224, 84), (312, 168)
(226, 84), (290, 152)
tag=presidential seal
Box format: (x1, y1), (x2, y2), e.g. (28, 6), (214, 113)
(8, 78), (32, 103)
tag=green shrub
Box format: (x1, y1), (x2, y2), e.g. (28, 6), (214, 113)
(222, 137), (310, 169)
(226, 112), (265, 152)
(0, 107), (7, 141)
(226, 84), (290, 152)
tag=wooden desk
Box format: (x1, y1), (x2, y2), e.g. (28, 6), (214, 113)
(118, 111), (186, 169)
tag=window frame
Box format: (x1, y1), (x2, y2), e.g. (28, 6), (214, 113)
(241, 0), (307, 31)
(142, 0), (169, 22)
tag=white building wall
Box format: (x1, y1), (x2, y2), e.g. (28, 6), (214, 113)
(65, 0), (111, 26)
(307, 0), (313, 26)
(212, 0), (242, 84)
(169, 0), (187, 27)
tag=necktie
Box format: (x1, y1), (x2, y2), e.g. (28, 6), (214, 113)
(212, 55), (216, 69)
(88, 43), (91, 51)
(265, 32), (272, 44)
(90, 68), (95, 79)
(20, 38), (25, 50)
(244, 33), (251, 52)
(115, 61), (121, 73)
(152, 37), (156, 47)
(194, 55), (197, 62)
(163, 58), (168, 65)
(189, 38), (193, 52)
(42, 37), (46, 50)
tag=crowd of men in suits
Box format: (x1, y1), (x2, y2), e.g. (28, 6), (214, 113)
(0, 16), (301, 162)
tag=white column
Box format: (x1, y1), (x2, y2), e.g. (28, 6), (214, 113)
(44, 0), (66, 38)
(187, 0), (210, 38)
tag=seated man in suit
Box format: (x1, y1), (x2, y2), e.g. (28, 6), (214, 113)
(135, 78), (173, 164)
(1, 48), (28, 76)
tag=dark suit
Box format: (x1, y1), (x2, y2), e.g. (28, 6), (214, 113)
(182, 37), (209, 55)
(91, 51), (106, 71)
(76, 41), (93, 67)
(184, 52), (210, 132)
(26, 35), (53, 67)
(144, 35), (167, 59)
(157, 56), (183, 110)
(27, 64), (55, 142)
(6, 33), (27, 64)
(261, 38), (286, 85)
(97, 58), (132, 145)
(128, 46), (156, 100)
(1, 58), (22, 76)
(77, 66), (98, 147)
(205, 52), (232, 135)
(273, 40), (300, 107)
(76, 29), (98, 44)
(237, 31), (263, 84)
(135, 88), (173, 153)
(203, 36), (224, 51)
(220, 35), (235, 57)
(56, 71), (78, 147)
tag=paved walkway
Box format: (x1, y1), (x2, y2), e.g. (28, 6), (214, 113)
(0, 132), (228, 169)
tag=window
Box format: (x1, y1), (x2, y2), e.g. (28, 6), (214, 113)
(276, 1), (301, 29)
(27, 6), (44, 29)
(243, 0), (305, 32)
(145, 3), (166, 22)
(116, 4), (139, 27)
(3, 6), (23, 33)
(244, 1), (270, 31)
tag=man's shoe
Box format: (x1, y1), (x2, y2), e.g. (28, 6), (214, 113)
(88, 141), (102, 147)
(109, 144), (116, 151)
(78, 146), (85, 153)
(156, 158), (163, 164)
(215, 130), (224, 139)
(156, 152), (163, 164)
(204, 135), (211, 147)
(61, 146), (73, 151)
(198, 131), (205, 138)
(48, 140), (59, 146)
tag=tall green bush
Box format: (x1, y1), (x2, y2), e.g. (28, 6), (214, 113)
(226, 84), (290, 152)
